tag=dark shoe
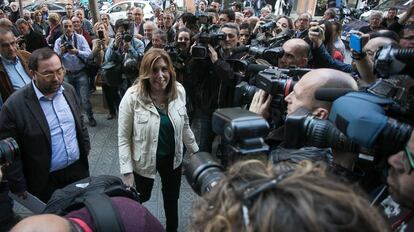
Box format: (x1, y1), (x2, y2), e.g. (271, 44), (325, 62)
(89, 118), (97, 127)
(106, 114), (115, 120)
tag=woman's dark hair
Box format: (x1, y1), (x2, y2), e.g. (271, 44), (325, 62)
(239, 22), (251, 33)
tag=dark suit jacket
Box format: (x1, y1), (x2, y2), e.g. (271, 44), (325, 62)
(24, 30), (48, 53)
(0, 82), (90, 197)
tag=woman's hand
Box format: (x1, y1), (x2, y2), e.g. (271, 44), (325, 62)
(122, 173), (135, 187)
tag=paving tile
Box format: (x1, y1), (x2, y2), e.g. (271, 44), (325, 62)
(14, 113), (198, 232)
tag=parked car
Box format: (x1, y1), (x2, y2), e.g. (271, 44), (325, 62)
(360, 0), (413, 21)
(102, 0), (154, 24)
(23, 2), (66, 16)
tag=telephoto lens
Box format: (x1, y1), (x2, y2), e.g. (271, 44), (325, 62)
(0, 137), (19, 165)
(184, 152), (225, 196)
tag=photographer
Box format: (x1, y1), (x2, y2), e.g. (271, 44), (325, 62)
(54, 19), (96, 127)
(104, 19), (144, 96)
(188, 23), (244, 152)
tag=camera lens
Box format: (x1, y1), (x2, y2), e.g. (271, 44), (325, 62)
(0, 138), (19, 165)
(184, 152), (225, 196)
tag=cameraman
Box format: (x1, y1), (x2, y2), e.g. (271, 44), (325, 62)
(188, 23), (244, 152)
(278, 38), (311, 68)
(250, 69), (359, 169)
(104, 19), (144, 96)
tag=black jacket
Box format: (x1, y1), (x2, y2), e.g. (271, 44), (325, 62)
(187, 48), (246, 115)
(0, 82), (90, 197)
(23, 30), (48, 53)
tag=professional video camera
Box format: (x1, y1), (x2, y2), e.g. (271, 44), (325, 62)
(329, 92), (413, 153)
(284, 104), (412, 160)
(191, 15), (226, 59)
(212, 107), (270, 166)
(184, 152), (225, 196)
(0, 137), (19, 165)
(248, 46), (284, 66)
(164, 42), (189, 67)
(374, 44), (414, 78)
(234, 66), (311, 110)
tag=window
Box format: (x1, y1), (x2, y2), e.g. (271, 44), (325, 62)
(109, 3), (130, 13)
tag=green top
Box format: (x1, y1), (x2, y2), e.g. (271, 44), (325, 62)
(156, 107), (175, 156)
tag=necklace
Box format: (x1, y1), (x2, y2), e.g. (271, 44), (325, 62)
(150, 93), (167, 110)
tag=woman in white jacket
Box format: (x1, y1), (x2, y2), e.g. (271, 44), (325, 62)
(118, 48), (199, 232)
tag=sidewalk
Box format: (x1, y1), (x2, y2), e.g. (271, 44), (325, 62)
(14, 109), (198, 232)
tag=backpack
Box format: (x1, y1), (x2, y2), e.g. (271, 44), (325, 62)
(42, 175), (140, 232)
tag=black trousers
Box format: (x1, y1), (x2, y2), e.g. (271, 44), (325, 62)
(102, 83), (120, 115)
(133, 155), (181, 232)
(38, 159), (89, 202)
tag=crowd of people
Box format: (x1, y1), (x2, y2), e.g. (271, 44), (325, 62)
(0, 0), (413, 231)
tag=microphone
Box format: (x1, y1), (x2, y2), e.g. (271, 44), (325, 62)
(314, 88), (355, 101)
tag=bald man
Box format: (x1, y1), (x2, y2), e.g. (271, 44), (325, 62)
(278, 38), (311, 68)
(10, 214), (72, 232)
(250, 68), (358, 169)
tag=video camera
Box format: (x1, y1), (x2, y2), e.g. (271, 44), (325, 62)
(212, 107), (269, 166)
(164, 42), (189, 67)
(0, 137), (19, 166)
(374, 44), (414, 78)
(234, 66), (311, 111)
(191, 15), (226, 59)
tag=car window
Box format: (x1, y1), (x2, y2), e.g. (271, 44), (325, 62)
(374, 0), (411, 11)
(109, 3), (130, 13)
(47, 3), (62, 11)
(134, 2), (145, 9)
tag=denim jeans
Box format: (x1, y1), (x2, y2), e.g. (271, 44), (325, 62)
(65, 71), (94, 119)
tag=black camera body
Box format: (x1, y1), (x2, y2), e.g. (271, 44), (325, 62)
(259, 21), (277, 33)
(249, 46), (284, 66)
(191, 31), (226, 59)
(64, 41), (74, 50)
(0, 138), (19, 165)
(122, 32), (133, 43)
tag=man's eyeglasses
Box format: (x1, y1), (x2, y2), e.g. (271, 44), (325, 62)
(403, 145), (414, 174)
(35, 67), (66, 79)
(1, 40), (17, 48)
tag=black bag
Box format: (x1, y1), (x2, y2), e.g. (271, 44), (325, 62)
(101, 61), (124, 87)
(85, 59), (100, 79)
(42, 175), (140, 232)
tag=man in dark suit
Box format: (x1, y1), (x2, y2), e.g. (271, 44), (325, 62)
(0, 48), (90, 207)
(15, 18), (48, 53)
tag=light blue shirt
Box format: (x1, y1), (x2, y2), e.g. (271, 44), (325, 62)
(53, 33), (92, 72)
(32, 82), (80, 172)
(1, 56), (31, 90)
